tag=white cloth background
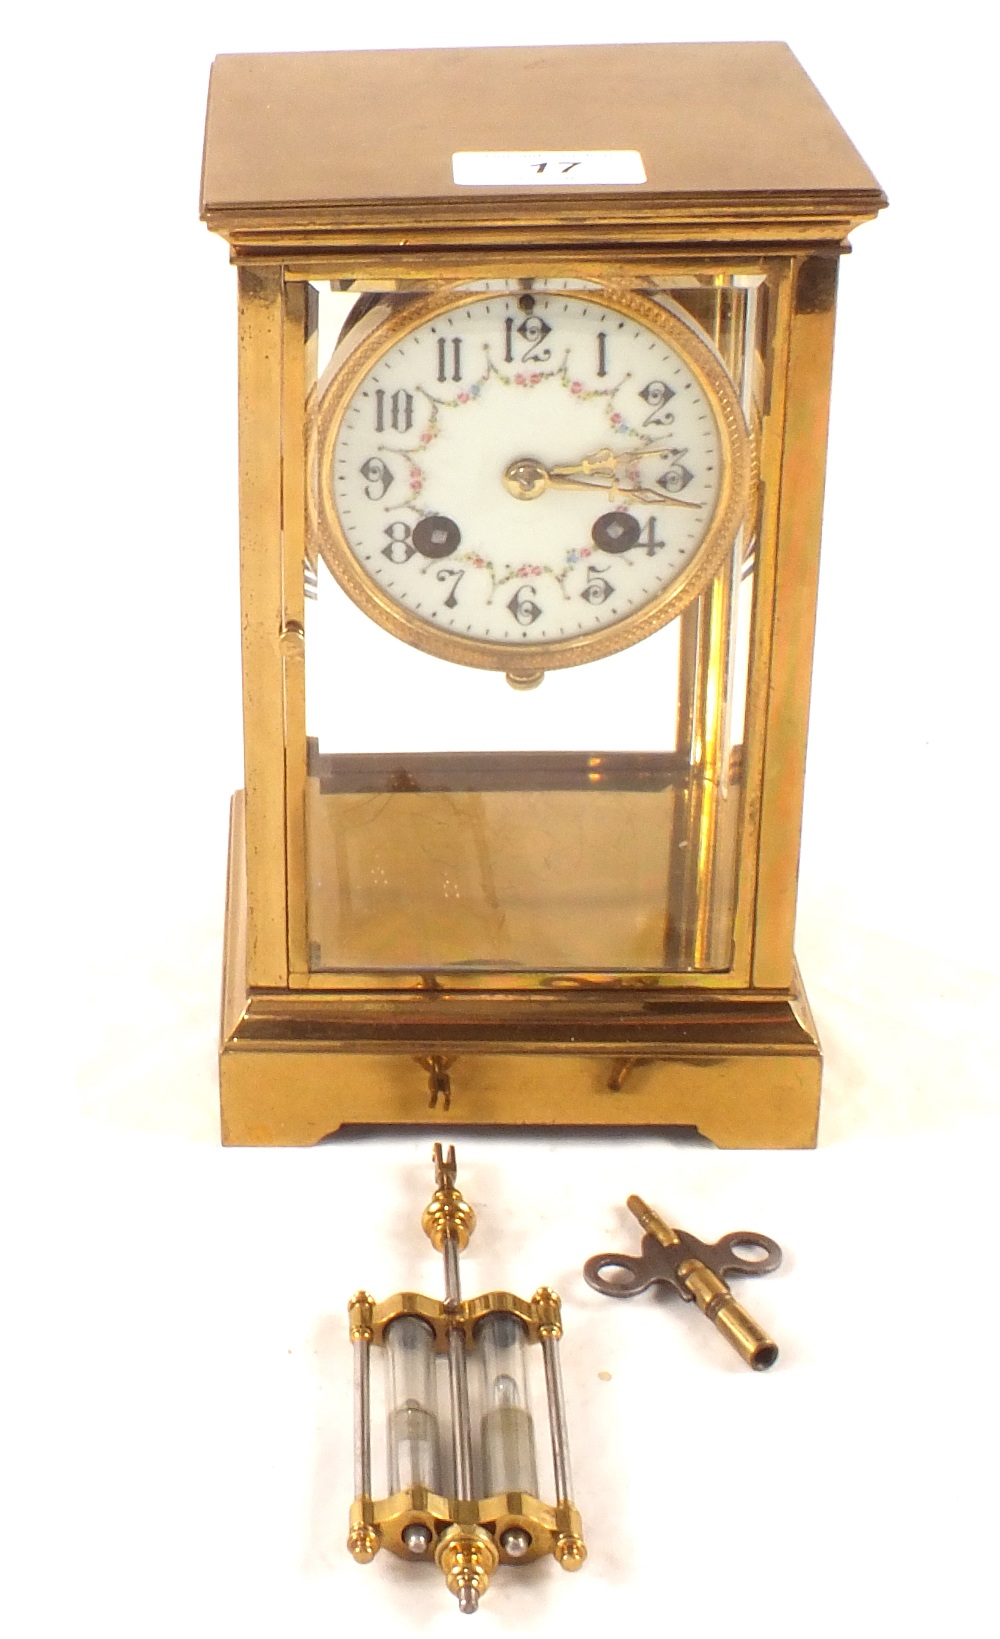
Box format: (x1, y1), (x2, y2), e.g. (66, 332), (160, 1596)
(2, 7), (996, 1637)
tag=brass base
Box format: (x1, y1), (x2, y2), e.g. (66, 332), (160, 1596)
(220, 794), (821, 1148)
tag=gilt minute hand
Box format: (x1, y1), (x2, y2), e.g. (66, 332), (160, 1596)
(502, 456), (701, 508)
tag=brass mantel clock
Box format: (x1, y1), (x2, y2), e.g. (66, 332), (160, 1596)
(201, 42), (885, 1147)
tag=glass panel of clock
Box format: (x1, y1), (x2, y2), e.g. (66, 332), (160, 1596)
(303, 275), (766, 975)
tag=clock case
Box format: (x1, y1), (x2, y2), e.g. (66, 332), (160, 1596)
(201, 43), (885, 1147)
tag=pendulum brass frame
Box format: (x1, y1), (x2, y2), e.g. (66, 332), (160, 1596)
(348, 1152), (585, 1608)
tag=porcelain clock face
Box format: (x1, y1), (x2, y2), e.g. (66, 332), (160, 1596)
(314, 286), (753, 675)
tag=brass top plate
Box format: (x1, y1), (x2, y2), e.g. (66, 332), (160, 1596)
(201, 42), (885, 238)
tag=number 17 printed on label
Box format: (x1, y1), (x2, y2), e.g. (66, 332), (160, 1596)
(452, 150), (647, 187)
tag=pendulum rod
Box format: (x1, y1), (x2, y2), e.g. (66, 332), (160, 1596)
(421, 1144), (480, 1611)
(541, 1331), (572, 1503)
(346, 1291), (378, 1563)
(354, 1324), (372, 1500)
(533, 1287), (586, 1571)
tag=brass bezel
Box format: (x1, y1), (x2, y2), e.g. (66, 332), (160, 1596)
(312, 283), (754, 672)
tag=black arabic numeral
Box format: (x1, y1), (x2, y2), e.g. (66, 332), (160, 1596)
(504, 315), (515, 363)
(373, 388), (414, 432)
(640, 518), (665, 554)
(580, 566), (614, 606)
(381, 520), (416, 564)
(596, 331), (608, 378)
(359, 456), (394, 501)
(517, 313), (552, 363)
(657, 463), (693, 494)
(507, 584), (542, 626)
(437, 337), (463, 383)
(638, 379), (676, 427)
(436, 567), (465, 608)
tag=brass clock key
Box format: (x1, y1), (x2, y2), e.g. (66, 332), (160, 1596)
(584, 1195), (782, 1370)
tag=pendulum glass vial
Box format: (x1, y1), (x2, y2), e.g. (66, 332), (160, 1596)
(476, 1312), (539, 1495)
(385, 1315), (440, 1492)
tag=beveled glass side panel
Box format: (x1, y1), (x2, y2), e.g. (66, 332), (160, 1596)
(302, 273), (769, 977)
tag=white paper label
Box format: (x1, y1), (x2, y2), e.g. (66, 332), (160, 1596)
(452, 149), (647, 187)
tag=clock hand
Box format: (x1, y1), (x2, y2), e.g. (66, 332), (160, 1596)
(548, 444), (679, 478)
(605, 480), (702, 507)
(503, 457), (701, 508)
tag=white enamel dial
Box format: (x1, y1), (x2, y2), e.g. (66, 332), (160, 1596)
(315, 286), (752, 672)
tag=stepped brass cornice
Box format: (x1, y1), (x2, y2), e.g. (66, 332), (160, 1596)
(204, 188), (886, 262)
